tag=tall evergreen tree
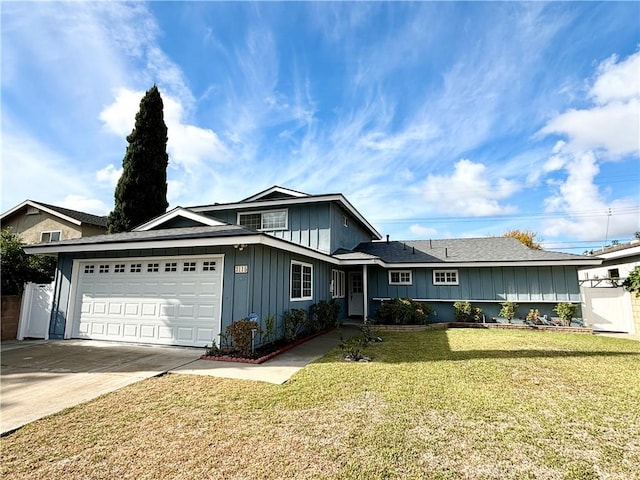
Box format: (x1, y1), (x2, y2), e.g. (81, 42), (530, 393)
(107, 85), (169, 233)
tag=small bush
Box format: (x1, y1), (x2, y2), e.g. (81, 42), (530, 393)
(309, 299), (340, 332)
(526, 308), (541, 324)
(226, 318), (262, 355)
(499, 301), (518, 323)
(283, 308), (307, 341)
(454, 301), (483, 323)
(374, 298), (434, 325)
(554, 302), (577, 327)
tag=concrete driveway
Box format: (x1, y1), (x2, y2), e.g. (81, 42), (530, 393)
(0, 340), (201, 435)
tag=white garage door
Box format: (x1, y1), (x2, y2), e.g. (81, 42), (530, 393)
(72, 255), (224, 347)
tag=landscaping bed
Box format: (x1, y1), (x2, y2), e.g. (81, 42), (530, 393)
(371, 322), (594, 334)
(199, 327), (334, 364)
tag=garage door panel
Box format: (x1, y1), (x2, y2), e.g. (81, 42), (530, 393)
(74, 256), (223, 346)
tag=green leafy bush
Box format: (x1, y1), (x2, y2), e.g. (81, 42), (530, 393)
(453, 301), (483, 322)
(309, 299), (340, 332)
(622, 266), (640, 297)
(374, 298), (434, 325)
(554, 302), (577, 327)
(1, 229), (56, 295)
(283, 308), (307, 341)
(499, 301), (518, 323)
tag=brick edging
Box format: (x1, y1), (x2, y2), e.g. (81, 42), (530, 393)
(369, 322), (593, 334)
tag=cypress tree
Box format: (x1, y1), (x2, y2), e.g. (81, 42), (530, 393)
(107, 85), (169, 233)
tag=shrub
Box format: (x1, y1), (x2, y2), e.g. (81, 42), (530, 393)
(226, 318), (262, 355)
(526, 308), (541, 324)
(622, 266), (640, 297)
(499, 301), (518, 323)
(374, 298), (434, 325)
(453, 301), (484, 322)
(554, 302), (577, 327)
(309, 299), (340, 332)
(283, 308), (307, 341)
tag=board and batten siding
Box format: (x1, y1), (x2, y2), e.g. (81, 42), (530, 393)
(329, 203), (375, 254)
(367, 265), (582, 321)
(48, 244), (336, 345)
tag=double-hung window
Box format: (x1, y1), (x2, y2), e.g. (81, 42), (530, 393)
(389, 270), (412, 285)
(238, 210), (287, 231)
(291, 261), (313, 300)
(433, 270), (458, 285)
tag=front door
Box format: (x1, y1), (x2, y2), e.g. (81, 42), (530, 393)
(348, 271), (364, 317)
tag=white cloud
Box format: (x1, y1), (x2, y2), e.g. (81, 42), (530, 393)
(539, 50), (640, 240)
(409, 224), (439, 238)
(99, 88), (142, 137)
(57, 194), (110, 216)
(96, 164), (123, 187)
(421, 159), (519, 216)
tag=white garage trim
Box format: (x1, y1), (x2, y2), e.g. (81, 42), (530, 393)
(66, 254), (224, 347)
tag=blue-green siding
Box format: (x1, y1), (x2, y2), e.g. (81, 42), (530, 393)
(205, 201), (373, 254)
(49, 244), (338, 346)
(367, 265), (582, 322)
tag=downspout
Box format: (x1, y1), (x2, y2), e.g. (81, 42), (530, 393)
(363, 264), (369, 323)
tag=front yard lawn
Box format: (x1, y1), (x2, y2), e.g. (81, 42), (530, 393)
(2, 329), (639, 480)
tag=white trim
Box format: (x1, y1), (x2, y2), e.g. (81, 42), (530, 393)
(388, 270), (413, 285)
(290, 260), (313, 301)
(237, 209), (288, 231)
(133, 208), (225, 231)
(1, 200), (82, 226)
(242, 186), (309, 202)
(433, 269), (459, 285)
(331, 269), (346, 298)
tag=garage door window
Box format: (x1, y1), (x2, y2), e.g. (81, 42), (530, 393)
(130, 264), (142, 273)
(84, 265), (95, 274)
(114, 264), (125, 273)
(165, 262), (177, 272)
(183, 262), (197, 272)
(147, 263), (159, 273)
(99, 264), (110, 274)
(203, 261), (216, 271)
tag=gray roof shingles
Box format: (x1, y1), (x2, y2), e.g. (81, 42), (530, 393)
(34, 201), (108, 228)
(355, 237), (594, 263)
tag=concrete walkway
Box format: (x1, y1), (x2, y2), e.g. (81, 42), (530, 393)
(173, 325), (356, 384)
(0, 326), (358, 435)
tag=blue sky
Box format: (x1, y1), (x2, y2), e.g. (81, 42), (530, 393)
(2, 2), (639, 253)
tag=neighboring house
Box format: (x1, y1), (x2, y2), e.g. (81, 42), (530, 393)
(25, 186), (600, 347)
(579, 240), (640, 334)
(1, 200), (107, 244)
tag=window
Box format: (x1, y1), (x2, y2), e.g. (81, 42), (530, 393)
(238, 210), (287, 231)
(40, 231), (61, 242)
(331, 270), (345, 298)
(164, 262), (177, 272)
(343, 216), (348, 227)
(83, 265), (95, 274)
(608, 268), (620, 279)
(130, 263), (142, 273)
(389, 270), (412, 285)
(114, 264), (125, 273)
(147, 263), (159, 273)
(183, 262), (196, 272)
(433, 270), (458, 285)
(98, 264), (110, 274)
(291, 261), (313, 300)
(203, 261), (216, 271)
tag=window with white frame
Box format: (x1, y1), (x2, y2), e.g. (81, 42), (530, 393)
(433, 270), (458, 285)
(238, 210), (287, 231)
(40, 231), (61, 242)
(332, 269), (345, 298)
(389, 270), (412, 285)
(291, 261), (313, 300)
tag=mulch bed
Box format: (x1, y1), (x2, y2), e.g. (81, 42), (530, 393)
(371, 322), (594, 334)
(199, 327), (335, 364)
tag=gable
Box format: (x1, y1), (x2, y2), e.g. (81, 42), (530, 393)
(133, 208), (226, 231)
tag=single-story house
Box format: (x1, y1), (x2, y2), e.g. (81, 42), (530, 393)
(1, 200), (107, 243)
(579, 240), (640, 334)
(25, 186), (601, 347)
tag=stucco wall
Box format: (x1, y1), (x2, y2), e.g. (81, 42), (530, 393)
(3, 212), (82, 244)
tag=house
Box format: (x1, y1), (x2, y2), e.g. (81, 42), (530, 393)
(1, 200), (107, 243)
(579, 240), (640, 334)
(24, 186), (601, 347)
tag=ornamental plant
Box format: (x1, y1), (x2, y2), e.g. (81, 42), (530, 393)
(553, 302), (577, 327)
(499, 301), (518, 323)
(622, 266), (640, 297)
(226, 318), (262, 355)
(374, 298), (434, 325)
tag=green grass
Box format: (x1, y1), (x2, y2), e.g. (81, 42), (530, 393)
(2, 329), (639, 479)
